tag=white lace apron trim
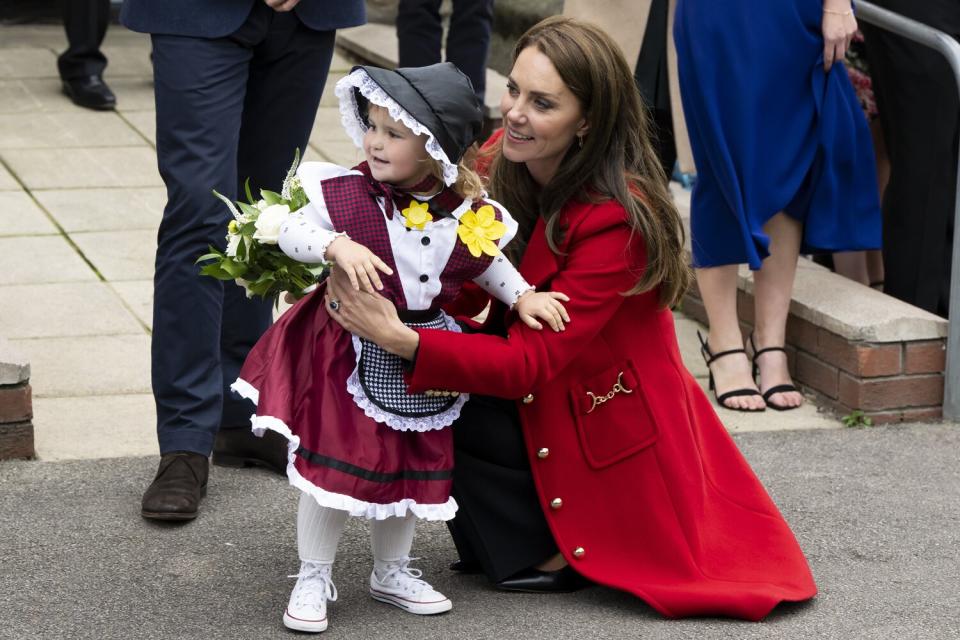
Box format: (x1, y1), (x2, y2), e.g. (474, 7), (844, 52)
(346, 311), (468, 432)
(229, 380), (458, 522)
(335, 69), (459, 186)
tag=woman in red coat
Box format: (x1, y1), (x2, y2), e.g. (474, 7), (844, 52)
(323, 16), (817, 621)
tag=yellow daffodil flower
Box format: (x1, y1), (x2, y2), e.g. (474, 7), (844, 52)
(401, 200), (433, 230)
(457, 205), (506, 257)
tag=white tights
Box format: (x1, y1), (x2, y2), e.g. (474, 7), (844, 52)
(297, 492), (417, 572)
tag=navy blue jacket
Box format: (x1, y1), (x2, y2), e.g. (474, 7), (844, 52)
(121, 0), (365, 37)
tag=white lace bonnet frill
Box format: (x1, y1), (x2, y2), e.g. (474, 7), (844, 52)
(334, 62), (484, 187)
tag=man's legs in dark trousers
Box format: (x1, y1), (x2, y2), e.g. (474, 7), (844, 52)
(862, 1), (960, 316)
(446, 0), (494, 102)
(397, 0), (494, 102)
(151, 9), (336, 459)
(58, 0), (110, 80)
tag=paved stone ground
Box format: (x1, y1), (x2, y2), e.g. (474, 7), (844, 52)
(1, 422), (957, 640)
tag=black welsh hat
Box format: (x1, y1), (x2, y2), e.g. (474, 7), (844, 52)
(335, 62), (483, 185)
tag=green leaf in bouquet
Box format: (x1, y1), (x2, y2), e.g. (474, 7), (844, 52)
(198, 262), (234, 281)
(244, 178), (255, 205)
(220, 259), (248, 278)
(238, 201), (260, 219)
(236, 235), (249, 261)
(195, 248), (226, 264)
(260, 189), (282, 206)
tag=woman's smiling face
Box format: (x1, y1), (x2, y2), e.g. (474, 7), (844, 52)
(500, 45), (588, 186)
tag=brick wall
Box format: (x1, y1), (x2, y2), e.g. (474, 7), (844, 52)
(682, 288), (945, 424)
(0, 340), (34, 460)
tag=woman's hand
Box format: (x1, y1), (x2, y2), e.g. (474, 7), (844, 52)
(325, 266), (420, 360)
(515, 290), (571, 332)
(264, 0), (301, 11)
(822, 0), (857, 71)
(325, 237), (394, 293)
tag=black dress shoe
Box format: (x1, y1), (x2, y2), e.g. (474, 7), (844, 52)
(449, 559), (482, 574)
(141, 452), (208, 521)
(496, 565), (590, 593)
(61, 75), (116, 111)
(212, 427), (287, 476)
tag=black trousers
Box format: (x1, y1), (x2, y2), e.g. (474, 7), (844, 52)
(150, 4), (336, 455)
(446, 394), (557, 583)
(634, 0), (676, 181)
(58, 0), (110, 80)
(396, 0), (494, 102)
(861, 0), (960, 317)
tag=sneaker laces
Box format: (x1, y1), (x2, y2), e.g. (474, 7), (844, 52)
(288, 562), (337, 608)
(376, 557), (431, 596)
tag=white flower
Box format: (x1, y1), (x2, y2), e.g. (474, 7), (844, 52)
(255, 199), (269, 211)
(226, 233), (241, 257)
(253, 203), (291, 244)
(235, 277), (254, 298)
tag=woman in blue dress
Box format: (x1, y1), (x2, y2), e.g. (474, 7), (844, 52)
(674, 0), (881, 412)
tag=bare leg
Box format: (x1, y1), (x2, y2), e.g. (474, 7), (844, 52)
(752, 212), (804, 408)
(697, 264), (765, 411)
(536, 553), (568, 571)
(832, 251), (870, 285)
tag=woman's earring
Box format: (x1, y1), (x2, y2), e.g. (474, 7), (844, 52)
(577, 135), (584, 149)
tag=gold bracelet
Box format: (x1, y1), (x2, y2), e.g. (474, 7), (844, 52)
(823, 8), (853, 15)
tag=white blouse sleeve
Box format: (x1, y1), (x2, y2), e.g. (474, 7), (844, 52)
(473, 255), (534, 307)
(277, 162), (354, 263)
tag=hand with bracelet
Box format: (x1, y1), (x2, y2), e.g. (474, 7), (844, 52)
(822, 0), (857, 71)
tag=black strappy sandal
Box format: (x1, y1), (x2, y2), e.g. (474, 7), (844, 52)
(697, 330), (765, 412)
(748, 333), (802, 412)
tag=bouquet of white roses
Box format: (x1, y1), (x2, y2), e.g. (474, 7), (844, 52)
(197, 151), (327, 302)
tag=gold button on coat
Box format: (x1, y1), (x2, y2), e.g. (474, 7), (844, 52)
(537, 448), (549, 459)
(522, 393), (535, 404)
(573, 547), (585, 559)
(550, 498), (563, 509)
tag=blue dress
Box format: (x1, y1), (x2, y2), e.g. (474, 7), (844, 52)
(674, 0), (881, 269)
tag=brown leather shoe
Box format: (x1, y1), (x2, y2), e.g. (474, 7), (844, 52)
(212, 427), (287, 476)
(141, 452), (208, 521)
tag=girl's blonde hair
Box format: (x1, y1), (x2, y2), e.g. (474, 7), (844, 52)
(426, 156), (485, 201)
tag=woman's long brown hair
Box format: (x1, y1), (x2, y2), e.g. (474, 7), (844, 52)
(487, 16), (691, 307)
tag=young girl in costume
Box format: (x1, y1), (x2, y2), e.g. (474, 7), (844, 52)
(232, 62), (569, 634)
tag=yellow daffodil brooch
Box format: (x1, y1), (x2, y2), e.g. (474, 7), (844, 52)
(457, 205), (506, 257)
(401, 200), (433, 230)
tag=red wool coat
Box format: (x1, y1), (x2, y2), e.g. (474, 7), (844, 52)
(408, 197), (817, 620)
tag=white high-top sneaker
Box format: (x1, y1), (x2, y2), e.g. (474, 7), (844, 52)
(369, 557), (452, 615)
(283, 561), (337, 633)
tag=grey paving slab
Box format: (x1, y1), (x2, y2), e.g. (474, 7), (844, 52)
(674, 313), (708, 379)
(2, 147), (163, 189)
(0, 235), (96, 285)
(312, 139), (362, 167)
(0, 190), (58, 236)
(0, 47), (58, 79)
(110, 280), (153, 330)
(695, 377), (842, 433)
(32, 394), (157, 461)
(70, 229), (157, 282)
(0, 77), (156, 114)
(0, 24), (145, 50)
(320, 72), (347, 107)
(101, 44), (154, 77)
(32, 187), (165, 232)
(310, 106), (353, 146)
(0, 161), (18, 190)
(2, 423), (959, 639)
(10, 334), (151, 398)
(120, 109), (155, 145)
(0, 110), (144, 149)
(0, 282), (144, 339)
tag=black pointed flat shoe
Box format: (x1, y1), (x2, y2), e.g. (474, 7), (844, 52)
(495, 565), (590, 593)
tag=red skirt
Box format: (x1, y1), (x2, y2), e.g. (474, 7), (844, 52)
(233, 285), (456, 520)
